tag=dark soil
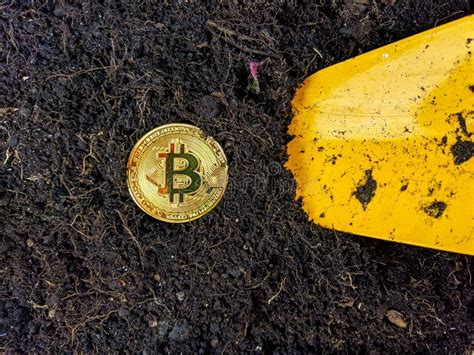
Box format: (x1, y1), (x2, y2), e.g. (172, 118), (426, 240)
(1, 1), (473, 353)
(355, 169), (377, 207)
(424, 201), (447, 219)
(451, 139), (474, 165)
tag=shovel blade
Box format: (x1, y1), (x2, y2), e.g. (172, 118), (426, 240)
(287, 16), (474, 255)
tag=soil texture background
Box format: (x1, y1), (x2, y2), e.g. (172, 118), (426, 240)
(1, 1), (474, 353)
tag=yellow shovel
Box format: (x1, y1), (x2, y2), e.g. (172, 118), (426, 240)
(286, 16), (474, 255)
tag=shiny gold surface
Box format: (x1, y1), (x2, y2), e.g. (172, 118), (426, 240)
(127, 123), (228, 222)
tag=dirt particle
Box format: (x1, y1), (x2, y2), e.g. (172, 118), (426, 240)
(153, 273), (162, 282)
(451, 139), (474, 165)
(26, 239), (34, 248)
(176, 291), (185, 302)
(148, 315), (158, 328)
(428, 187), (434, 196)
(47, 309), (56, 319)
(454, 113), (470, 137)
(355, 170), (377, 206)
(440, 135), (448, 146)
(338, 298), (355, 308)
(469, 85), (474, 93)
(424, 201), (447, 218)
(400, 184), (408, 192)
(386, 310), (408, 329)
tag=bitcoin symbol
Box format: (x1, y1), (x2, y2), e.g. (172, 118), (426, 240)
(127, 123), (228, 223)
(159, 143), (201, 203)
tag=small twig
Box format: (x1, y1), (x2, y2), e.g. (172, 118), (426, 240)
(7, 19), (19, 51)
(59, 175), (75, 198)
(0, 107), (18, 115)
(246, 272), (270, 290)
(76, 134), (100, 176)
(206, 20), (261, 43)
(434, 10), (465, 27)
(27, 300), (48, 309)
(70, 309), (119, 339)
(206, 20), (279, 59)
(465, 256), (472, 285)
(267, 277), (287, 304)
(46, 65), (114, 81)
(208, 234), (231, 249)
(116, 210), (145, 269)
(312, 47), (323, 59)
(138, 287), (172, 315)
(3, 148), (11, 165)
(69, 224), (96, 242)
(214, 34), (279, 59)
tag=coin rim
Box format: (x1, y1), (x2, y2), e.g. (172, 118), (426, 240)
(126, 123), (228, 223)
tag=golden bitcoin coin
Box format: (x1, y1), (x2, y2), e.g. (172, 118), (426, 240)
(127, 123), (228, 223)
